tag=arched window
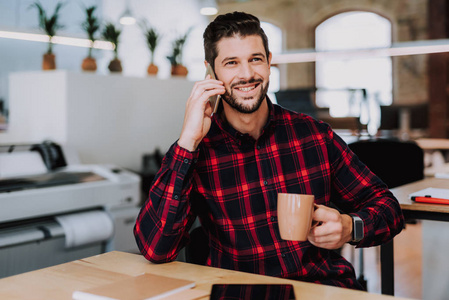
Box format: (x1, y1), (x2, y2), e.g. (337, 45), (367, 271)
(315, 12), (392, 134)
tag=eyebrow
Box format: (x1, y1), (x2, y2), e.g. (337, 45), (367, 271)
(221, 52), (266, 64)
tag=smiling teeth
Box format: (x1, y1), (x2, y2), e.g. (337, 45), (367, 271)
(238, 87), (255, 92)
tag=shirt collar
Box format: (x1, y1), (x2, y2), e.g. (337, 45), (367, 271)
(213, 96), (275, 142)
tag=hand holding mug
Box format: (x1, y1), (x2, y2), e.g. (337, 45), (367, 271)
(307, 205), (353, 249)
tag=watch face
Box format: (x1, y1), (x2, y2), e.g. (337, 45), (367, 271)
(353, 217), (364, 241)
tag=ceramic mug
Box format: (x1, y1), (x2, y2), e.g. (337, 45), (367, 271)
(277, 193), (316, 241)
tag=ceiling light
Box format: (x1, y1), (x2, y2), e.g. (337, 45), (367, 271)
(0, 30), (114, 50)
(271, 38), (449, 64)
(200, 0), (218, 16)
(119, 1), (136, 25)
(200, 7), (218, 15)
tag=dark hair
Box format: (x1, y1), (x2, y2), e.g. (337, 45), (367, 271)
(203, 11), (270, 69)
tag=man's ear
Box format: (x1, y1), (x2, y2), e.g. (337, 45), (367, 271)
(268, 52), (272, 75)
(204, 60), (209, 68)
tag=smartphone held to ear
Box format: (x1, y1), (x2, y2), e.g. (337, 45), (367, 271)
(205, 64), (221, 114)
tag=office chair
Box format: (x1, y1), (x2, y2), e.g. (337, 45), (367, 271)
(347, 138), (424, 290)
(348, 138), (424, 189)
(185, 225), (210, 265)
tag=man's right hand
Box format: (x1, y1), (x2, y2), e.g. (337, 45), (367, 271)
(178, 75), (225, 151)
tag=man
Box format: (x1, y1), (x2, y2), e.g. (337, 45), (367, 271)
(134, 11), (404, 290)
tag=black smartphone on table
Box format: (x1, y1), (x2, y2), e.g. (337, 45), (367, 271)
(210, 284), (296, 300)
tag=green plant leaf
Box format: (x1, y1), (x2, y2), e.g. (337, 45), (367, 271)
(167, 27), (193, 66)
(102, 23), (122, 58)
(82, 5), (100, 44)
(29, 1), (65, 54)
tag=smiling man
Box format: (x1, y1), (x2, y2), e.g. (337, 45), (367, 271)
(134, 12), (404, 290)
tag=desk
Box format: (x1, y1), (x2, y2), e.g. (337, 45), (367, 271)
(391, 177), (449, 220)
(414, 139), (449, 176)
(0, 251), (410, 300)
(381, 178), (449, 296)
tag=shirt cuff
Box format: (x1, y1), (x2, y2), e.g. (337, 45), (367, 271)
(166, 142), (200, 175)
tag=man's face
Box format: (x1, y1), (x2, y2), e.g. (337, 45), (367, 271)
(213, 35), (271, 114)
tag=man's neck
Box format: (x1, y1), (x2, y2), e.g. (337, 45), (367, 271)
(221, 99), (269, 140)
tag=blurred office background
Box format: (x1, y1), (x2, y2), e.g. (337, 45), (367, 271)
(1, 0), (447, 143)
(1, 1), (449, 299)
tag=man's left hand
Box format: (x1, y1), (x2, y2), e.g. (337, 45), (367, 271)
(307, 205), (353, 249)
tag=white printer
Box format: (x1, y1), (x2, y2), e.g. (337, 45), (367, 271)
(0, 141), (141, 278)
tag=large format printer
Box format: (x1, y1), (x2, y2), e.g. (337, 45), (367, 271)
(0, 142), (141, 278)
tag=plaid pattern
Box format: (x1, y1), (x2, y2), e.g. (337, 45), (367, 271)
(134, 99), (404, 289)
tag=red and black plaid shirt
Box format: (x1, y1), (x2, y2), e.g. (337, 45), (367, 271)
(134, 99), (404, 289)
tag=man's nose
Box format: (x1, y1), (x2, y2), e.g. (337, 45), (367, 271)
(238, 63), (254, 79)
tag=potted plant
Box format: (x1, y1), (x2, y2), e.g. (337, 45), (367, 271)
(141, 22), (161, 75)
(30, 1), (65, 70)
(102, 22), (122, 73)
(167, 28), (192, 77)
(81, 5), (100, 72)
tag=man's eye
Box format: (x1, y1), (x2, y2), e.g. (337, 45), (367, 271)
(225, 61), (236, 66)
(251, 57), (263, 62)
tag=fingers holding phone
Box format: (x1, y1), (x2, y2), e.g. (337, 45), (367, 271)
(205, 64), (222, 114)
(202, 75), (224, 114)
(178, 65), (225, 151)
(187, 69), (224, 117)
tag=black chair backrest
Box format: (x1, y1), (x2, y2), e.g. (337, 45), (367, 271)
(185, 226), (210, 265)
(348, 139), (424, 189)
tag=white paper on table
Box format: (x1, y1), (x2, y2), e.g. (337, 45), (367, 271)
(409, 187), (449, 200)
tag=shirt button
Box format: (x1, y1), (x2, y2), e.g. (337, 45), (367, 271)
(281, 253), (286, 258)
(173, 195), (179, 200)
(271, 216), (276, 222)
(257, 145), (261, 150)
(184, 159), (189, 163)
(263, 181), (268, 185)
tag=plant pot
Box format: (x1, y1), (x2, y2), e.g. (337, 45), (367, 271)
(108, 58), (122, 73)
(42, 53), (56, 70)
(147, 63), (159, 75)
(82, 57), (97, 72)
(171, 64), (188, 77)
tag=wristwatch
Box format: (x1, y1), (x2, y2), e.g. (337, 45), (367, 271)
(351, 216), (364, 242)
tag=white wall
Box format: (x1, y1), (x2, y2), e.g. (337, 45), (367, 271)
(101, 0), (209, 80)
(0, 0), (211, 171)
(0, 0), (209, 115)
(1, 71), (194, 171)
(0, 0), (104, 108)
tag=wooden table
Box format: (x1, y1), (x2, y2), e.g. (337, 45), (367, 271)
(381, 177), (449, 295)
(0, 251), (411, 300)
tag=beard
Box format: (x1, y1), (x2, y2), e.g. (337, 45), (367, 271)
(221, 78), (269, 114)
